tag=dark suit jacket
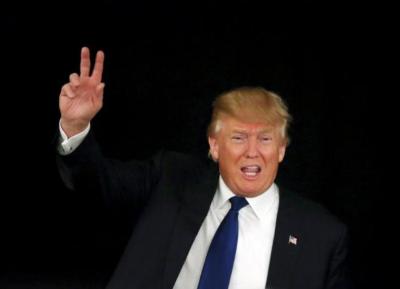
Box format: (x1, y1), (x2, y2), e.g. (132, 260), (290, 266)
(57, 132), (352, 289)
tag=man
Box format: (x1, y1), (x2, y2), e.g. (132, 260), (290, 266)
(57, 47), (352, 289)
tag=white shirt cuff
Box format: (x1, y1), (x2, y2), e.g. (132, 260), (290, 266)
(57, 121), (91, 155)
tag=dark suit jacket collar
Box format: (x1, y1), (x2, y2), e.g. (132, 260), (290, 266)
(266, 187), (303, 289)
(162, 162), (219, 289)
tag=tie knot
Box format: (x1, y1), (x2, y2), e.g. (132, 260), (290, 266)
(229, 196), (248, 212)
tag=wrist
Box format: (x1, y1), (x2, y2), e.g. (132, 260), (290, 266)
(60, 118), (89, 138)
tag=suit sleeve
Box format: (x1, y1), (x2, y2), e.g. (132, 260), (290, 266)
(56, 130), (162, 211)
(325, 226), (354, 289)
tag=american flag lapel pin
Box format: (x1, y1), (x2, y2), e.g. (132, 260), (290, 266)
(288, 235), (298, 245)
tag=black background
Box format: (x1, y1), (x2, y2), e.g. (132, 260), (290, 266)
(1, 1), (396, 288)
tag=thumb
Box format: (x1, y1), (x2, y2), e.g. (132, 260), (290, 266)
(96, 82), (105, 104)
(96, 82), (105, 94)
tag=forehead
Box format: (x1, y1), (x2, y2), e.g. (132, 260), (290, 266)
(220, 116), (277, 133)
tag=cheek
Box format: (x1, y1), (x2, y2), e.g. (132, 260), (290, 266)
(218, 145), (243, 168)
(261, 148), (282, 164)
(224, 146), (245, 162)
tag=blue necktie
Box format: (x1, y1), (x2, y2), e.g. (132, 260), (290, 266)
(197, 196), (248, 289)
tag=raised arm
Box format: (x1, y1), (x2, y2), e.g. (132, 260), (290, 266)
(59, 47), (105, 137)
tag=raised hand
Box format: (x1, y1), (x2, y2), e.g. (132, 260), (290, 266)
(59, 47), (105, 137)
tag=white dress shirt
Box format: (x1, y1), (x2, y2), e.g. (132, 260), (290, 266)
(58, 122), (90, 155)
(58, 123), (280, 289)
(174, 177), (279, 289)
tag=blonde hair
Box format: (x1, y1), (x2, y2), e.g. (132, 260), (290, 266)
(207, 86), (292, 144)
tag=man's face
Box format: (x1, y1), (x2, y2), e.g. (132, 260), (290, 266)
(208, 116), (286, 197)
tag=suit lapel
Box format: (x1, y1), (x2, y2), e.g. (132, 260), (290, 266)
(162, 165), (219, 289)
(266, 189), (302, 289)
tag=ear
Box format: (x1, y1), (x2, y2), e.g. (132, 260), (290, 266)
(278, 143), (286, 163)
(208, 136), (219, 161)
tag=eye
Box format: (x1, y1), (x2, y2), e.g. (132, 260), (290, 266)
(260, 136), (272, 143)
(232, 135), (245, 143)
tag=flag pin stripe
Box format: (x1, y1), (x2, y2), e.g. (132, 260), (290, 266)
(288, 235), (297, 245)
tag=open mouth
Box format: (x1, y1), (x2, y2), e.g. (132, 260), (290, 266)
(241, 165), (261, 178)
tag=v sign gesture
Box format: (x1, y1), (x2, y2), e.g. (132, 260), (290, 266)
(60, 47), (105, 137)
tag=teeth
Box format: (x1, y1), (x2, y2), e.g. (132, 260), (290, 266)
(241, 166), (261, 174)
(246, 166), (258, 170)
(244, 172), (257, 177)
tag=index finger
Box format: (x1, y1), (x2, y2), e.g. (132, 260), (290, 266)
(91, 50), (105, 83)
(80, 47), (91, 77)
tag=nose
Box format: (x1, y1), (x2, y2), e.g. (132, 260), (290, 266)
(246, 138), (259, 158)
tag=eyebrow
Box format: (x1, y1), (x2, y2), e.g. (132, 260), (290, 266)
(231, 129), (274, 134)
(231, 130), (247, 134)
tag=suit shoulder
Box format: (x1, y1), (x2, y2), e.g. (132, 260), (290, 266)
(280, 188), (347, 234)
(154, 150), (216, 179)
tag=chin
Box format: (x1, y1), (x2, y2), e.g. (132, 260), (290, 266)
(239, 189), (265, 198)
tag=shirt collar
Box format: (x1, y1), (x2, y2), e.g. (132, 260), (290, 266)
(213, 175), (279, 221)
